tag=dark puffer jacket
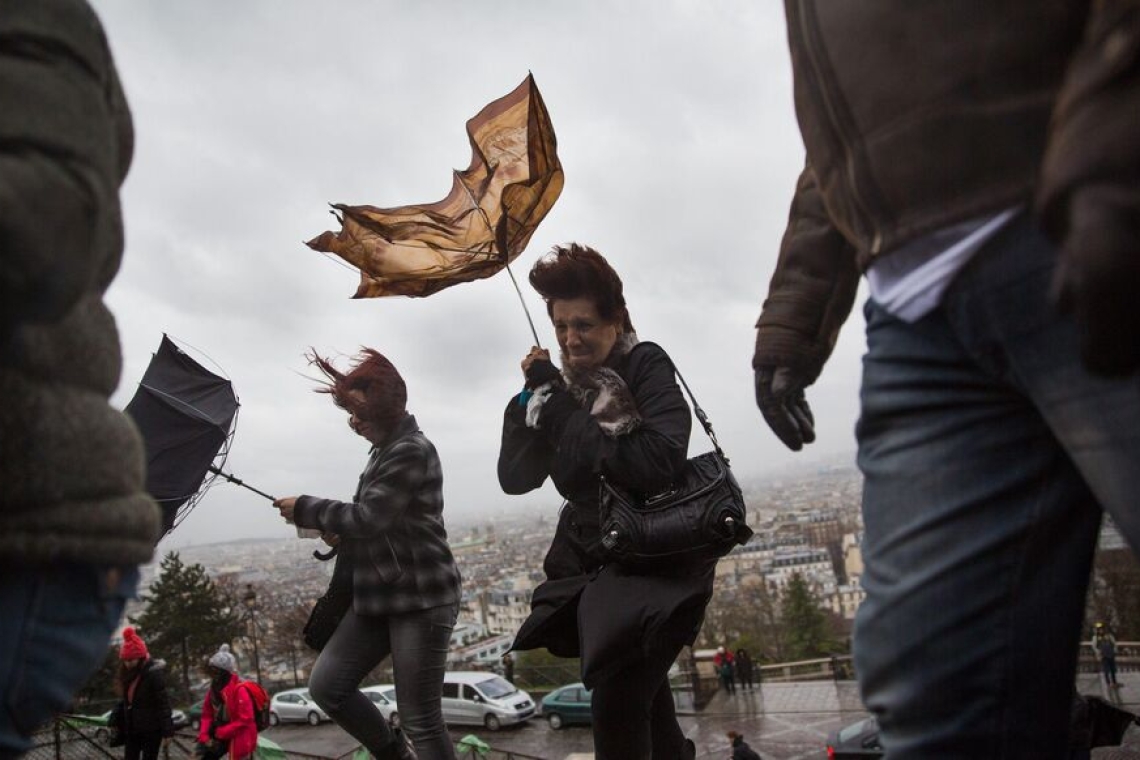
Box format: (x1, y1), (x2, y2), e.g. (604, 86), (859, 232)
(0, 0), (160, 564)
(116, 660), (174, 738)
(755, 0), (1138, 382)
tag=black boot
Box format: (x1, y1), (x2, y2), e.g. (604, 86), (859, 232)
(681, 737), (696, 760)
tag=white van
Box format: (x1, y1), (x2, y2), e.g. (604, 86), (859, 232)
(440, 671), (535, 730)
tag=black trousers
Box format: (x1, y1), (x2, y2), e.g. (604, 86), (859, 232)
(123, 732), (162, 760)
(590, 648), (685, 760)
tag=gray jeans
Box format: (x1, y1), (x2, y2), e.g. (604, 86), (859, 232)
(309, 603), (458, 760)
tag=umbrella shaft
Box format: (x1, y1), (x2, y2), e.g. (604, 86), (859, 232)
(208, 466), (275, 501)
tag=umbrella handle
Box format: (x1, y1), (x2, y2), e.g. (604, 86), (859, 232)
(207, 466), (275, 501)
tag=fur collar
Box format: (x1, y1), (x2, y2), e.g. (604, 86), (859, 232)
(561, 331), (642, 436)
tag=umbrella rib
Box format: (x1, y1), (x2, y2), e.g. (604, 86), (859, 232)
(139, 384), (233, 429)
(452, 169), (497, 240)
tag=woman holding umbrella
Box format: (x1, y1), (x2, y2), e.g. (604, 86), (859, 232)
(274, 348), (461, 760)
(498, 244), (711, 760)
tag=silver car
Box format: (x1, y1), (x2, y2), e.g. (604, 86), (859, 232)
(269, 688), (329, 726)
(360, 684), (401, 727)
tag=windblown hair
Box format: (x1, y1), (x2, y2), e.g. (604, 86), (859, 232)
(529, 243), (634, 331)
(308, 348), (407, 430)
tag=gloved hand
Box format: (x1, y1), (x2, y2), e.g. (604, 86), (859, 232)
(755, 366), (816, 451)
(1051, 189), (1140, 376)
(524, 357), (562, 390)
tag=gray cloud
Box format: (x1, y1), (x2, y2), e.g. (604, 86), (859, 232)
(90, 0), (867, 551)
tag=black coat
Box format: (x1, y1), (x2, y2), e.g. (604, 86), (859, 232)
(498, 341), (715, 688)
(116, 660), (173, 737)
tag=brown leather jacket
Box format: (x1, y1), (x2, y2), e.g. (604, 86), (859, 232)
(755, 0), (1138, 382)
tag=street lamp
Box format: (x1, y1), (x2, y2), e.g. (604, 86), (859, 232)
(242, 584), (262, 683)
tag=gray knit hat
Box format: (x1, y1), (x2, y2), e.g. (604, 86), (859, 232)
(208, 644), (238, 674)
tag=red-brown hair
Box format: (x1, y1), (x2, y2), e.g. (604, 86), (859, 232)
(528, 243), (634, 331)
(307, 348), (407, 430)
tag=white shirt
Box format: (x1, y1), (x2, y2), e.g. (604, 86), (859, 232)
(866, 207), (1020, 322)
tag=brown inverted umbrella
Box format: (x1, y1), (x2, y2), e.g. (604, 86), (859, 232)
(306, 73), (563, 340)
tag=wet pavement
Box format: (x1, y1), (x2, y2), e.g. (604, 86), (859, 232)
(266, 672), (1140, 760)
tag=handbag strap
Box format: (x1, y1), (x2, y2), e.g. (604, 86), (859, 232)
(634, 341), (727, 462)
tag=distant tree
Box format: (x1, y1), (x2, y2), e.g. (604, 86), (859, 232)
(132, 552), (243, 699)
(72, 647), (120, 712)
(1087, 547), (1140, 639)
(780, 573), (839, 660)
(698, 581), (783, 661)
(261, 596), (317, 688)
(516, 649), (580, 690)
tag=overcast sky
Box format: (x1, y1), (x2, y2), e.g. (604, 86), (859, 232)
(89, 1), (870, 551)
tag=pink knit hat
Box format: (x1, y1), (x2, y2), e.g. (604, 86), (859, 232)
(119, 627), (149, 660)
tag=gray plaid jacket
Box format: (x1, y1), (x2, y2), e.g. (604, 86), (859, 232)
(295, 414), (462, 616)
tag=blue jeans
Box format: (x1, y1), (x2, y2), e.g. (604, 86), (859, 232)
(309, 603), (458, 760)
(0, 563), (138, 758)
(854, 213), (1140, 759)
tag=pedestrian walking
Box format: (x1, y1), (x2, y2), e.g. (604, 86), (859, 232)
(714, 647), (736, 694)
(196, 645), (257, 760)
(499, 244), (709, 760)
(1093, 623), (1121, 690)
(753, 2), (1140, 756)
(735, 649), (755, 691)
(274, 348), (462, 760)
(112, 628), (173, 760)
(726, 730), (763, 760)
(501, 653), (515, 684)
(0, 2), (159, 755)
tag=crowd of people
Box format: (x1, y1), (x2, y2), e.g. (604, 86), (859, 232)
(4, 0), (1138, 759)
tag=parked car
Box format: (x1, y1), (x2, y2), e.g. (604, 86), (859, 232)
(440, 672), (535, 731)
(269, 688), (329, 726)
(826, 716), (882, 759)
(540, 683), (592, 729)
(360, 684), (401, 727)
(184, 701), (203, 730)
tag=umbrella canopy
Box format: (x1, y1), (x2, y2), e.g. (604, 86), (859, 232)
(124, 335), (239, 536)
(306, 73), (564, 298)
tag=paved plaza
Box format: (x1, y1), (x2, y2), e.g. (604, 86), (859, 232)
(265, 672), (1139, 759)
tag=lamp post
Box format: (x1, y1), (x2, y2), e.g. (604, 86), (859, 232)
(242, 584), (262, 683)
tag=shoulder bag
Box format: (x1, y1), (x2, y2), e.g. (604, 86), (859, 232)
(598, 345), (753, 569)
(302, 551), (353, 652)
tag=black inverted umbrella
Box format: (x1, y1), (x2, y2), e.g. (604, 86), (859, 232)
(125, 335), (244, 536)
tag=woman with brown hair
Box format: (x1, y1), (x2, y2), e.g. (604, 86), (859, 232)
(498, 244), (711, 760)
(274, 348), (461, 760)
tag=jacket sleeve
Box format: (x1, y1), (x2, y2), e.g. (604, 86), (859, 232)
(497, 394), (554, 494)
(213, 687), (254, 742)
(197, 695), (213, 744)
(1036, 1), (1140, 240)
(293, 438), (427, 538)
(153, 669), (174, 737)
(754, 164), (860, 385)
(538, 343), (692, 495)
(0, 1), (133, 332)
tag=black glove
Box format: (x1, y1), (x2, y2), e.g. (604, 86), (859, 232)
(755, 366), (815, 451)
(1051, 189), (1140, 377)
(524, 358), (562, 389)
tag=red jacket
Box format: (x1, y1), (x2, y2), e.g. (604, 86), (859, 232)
(197, 674), (258, 760)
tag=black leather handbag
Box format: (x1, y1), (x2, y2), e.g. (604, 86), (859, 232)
(599, 347), (753, 569)
(302, 552), (353, 652)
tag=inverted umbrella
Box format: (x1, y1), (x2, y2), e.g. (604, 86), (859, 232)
(306, 73), (563, 342)
(124, 335), (255, 537)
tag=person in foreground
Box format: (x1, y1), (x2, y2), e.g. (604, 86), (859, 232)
(498, 244), (710, 760)
(0, 2), (160, 755)
(196, 646), (256, 760)
(274, 348), (461, 760)
(753, 3), (1140, 757)
(112, 628), (173, 760)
